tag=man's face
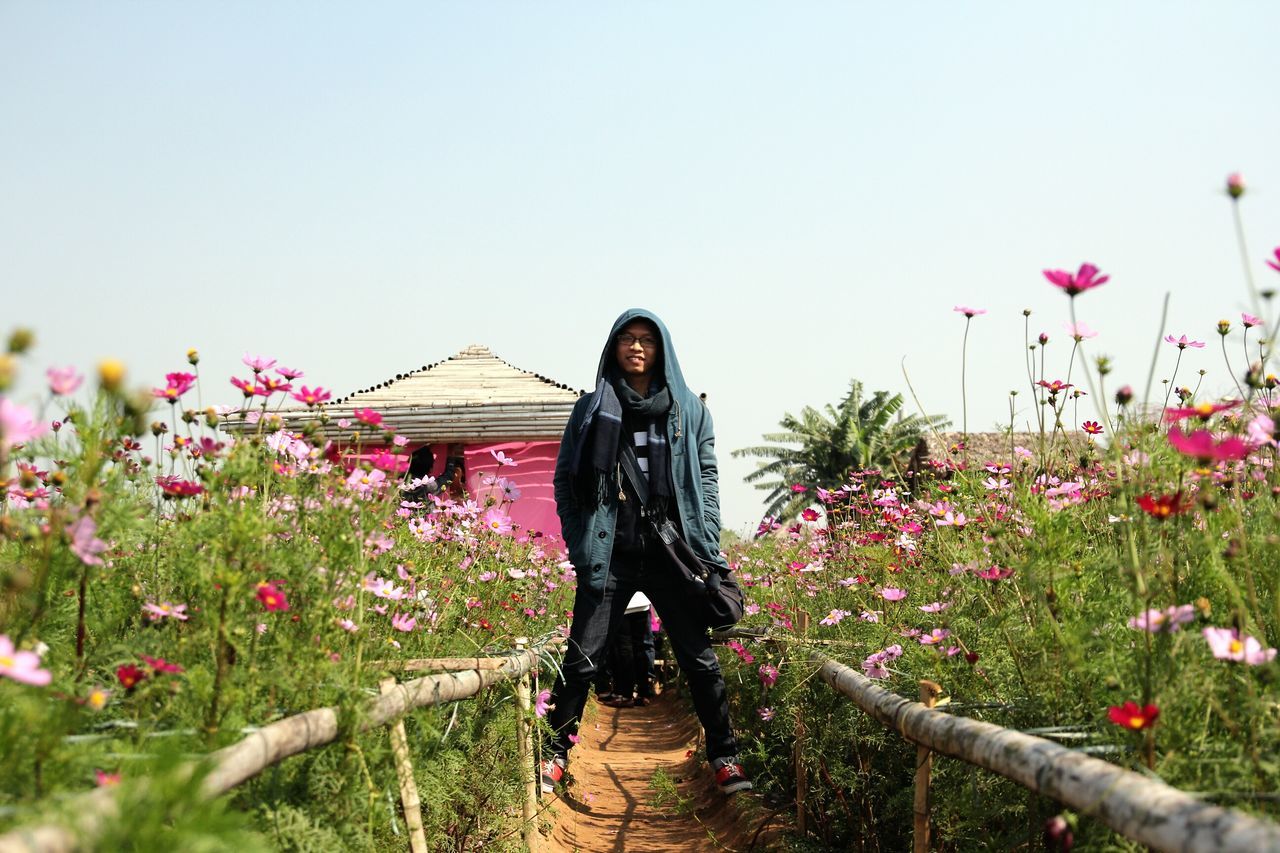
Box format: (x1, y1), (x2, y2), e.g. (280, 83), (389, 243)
(614, 321), (661, 380)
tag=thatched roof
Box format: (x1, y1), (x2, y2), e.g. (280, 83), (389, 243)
(923, 431), (1091, 463)
(274, 345), (584, 443)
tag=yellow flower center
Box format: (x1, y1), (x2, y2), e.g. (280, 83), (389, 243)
(0, 655), (13, 669)
(1195, 403), (1214, 416)
(1128, 716), (1145, 729)
(1230, 639), (1243, 655)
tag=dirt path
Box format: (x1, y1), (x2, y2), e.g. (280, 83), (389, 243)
(533, 691), (780, 852)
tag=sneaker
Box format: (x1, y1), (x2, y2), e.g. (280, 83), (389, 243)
(712, 756), (753, 795)
(540, 756), (566, 794)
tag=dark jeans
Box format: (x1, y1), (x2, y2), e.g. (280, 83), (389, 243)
(547, 548), (739, 763)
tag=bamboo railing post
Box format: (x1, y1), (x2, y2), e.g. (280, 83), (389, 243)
(514, 638), (537, 849)
(795, 609), (811, 837)
(380, 677), (427, 853)
(914, 680), (942, 853)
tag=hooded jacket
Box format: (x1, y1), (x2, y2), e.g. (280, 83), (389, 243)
(553, 309), (725, 597)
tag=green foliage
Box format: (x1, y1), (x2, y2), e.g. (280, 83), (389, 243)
(732, 380), (948, 520)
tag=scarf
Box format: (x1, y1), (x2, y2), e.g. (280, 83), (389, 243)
(576, 374), (672, 515)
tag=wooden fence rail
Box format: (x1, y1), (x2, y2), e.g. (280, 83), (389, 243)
(0, 642), (557, 853)
(808, 648), (1280, 853)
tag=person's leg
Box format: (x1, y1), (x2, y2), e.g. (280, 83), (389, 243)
(633, 611), (656, 699)
(545, 556), (638, 759)
(641, 560), (739, 762)
(610, 616), (638, 701)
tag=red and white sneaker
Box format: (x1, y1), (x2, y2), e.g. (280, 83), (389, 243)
(540, 756), (566, 794)
(712, 756), (753, 795)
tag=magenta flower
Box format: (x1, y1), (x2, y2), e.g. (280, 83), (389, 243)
(1081, 421), (1103, 435)
(46, 366), (84, 396)
(1203, 627), (1277, 665)
(230, 376), (257, 397)
(1043, 263), (1109, 297)
(290, 386), (332, 406)
(0, 398), (47, 447)
(390, 612), (417, 632)
(535, 688), (553, 717)
(0, 634), (52, 686)
(758, 663), (780, 687)
(242, 353), (277, 373)
(276, 366), (304, 380)
(1164, 334), (1205, 350)
(1166, 427), (1250, 464)
(758, 706), (776, 721)
(790, 483), (808, 494)
(1242, 312), (1264, 328)
(977, 565), (1014, 580)
(879, 587), (908, 602)
(954, 306), (986, 318)
(1036, 379), (1073, 395)
(353, 408), (383, 427)
(66, 516), (107, 566)
(152, 372), (197, 402)
(1164, 400), (1241, 423)
(1267, 247), (1280, 274)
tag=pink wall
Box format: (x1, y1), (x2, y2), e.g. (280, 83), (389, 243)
(464, 440), (563, 543)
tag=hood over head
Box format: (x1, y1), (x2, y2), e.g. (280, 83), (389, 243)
(595, 308), (692, 398)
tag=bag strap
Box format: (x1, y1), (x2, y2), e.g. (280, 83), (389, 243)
(618, 442), (651, 508)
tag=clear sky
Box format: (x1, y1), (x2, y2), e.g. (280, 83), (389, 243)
(4, 2), (1279, 531)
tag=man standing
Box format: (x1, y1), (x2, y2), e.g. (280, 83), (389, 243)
(541, 309), (751, 796)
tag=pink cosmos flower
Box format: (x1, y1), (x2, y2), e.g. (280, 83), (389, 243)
(1166, 427), (1250, 464)
(879, 587), (907, 602)
(66, 516), (108, 566)
(1202, 627), (1277, 665)
(353, 408), (383, 427)
(800, 507), (820, 522)
(934, 511), (968, 528)
(276, 366), (304, 380)
(0, 634), (52, 686)
(954, 306), (986, 318)
(983, 477), (1011, 491)
(1128, 604), (1195, 633)
(481, 509), (513, 536)
(0, 398), (46, 447)
(1266, 247), (1280, 274)
(977, 565), (1014, 580)
(1043, 263), (1109, 297)
(390, 612), (417, 632)
(758, 664), (780, 687)
(1064, 322), (1097, 341)
(230, 376), (258, 397)
(919, 628), (952, 646)
(489, 449), (517, 467)
(46, 366), (84, 396)
(94, 770), (122, 787)
(919, 601), (949, 613)
(1248, 413), (1279, 447)
(242, 353), (277, 372)
(758, 706), (776, 721)
(790, 483), (808, 494)
(1242, 312), (1264, 328)
(1036, 379), (1073, 395)
(819, 609), (851, 626)
(1081, 421), (1103, 436)
(1164, 334), (1205, 350)
(256, 376), (292, 396)
(535, 688), (553, 717)
(142, 601), (188, 622)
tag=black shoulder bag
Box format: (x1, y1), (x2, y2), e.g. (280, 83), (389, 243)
(618, 444), (745, 631)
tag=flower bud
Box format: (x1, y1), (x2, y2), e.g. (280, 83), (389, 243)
(1038, 333), (1049, 345)
(182, 408), (197, 425)
(1114, 385), (1133, 406)
(204, 407), (220, 427)
(186, 348), (200, 365)
(0, 354), (15, 392)
(1095, 356), (1112, 376)
(6, 328), (35, 354)
(1217, 319), (1231, 336)
(97, 359), (127, 392)
(1022, 308), (1032, 317)
(151, 421), (169, 437)
(1226, 172), (1245, 199)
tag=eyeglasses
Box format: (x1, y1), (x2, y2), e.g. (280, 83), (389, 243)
(616, 333), (659, 349)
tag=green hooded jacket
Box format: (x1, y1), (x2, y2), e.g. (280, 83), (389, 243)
(553, 309), (725, 598)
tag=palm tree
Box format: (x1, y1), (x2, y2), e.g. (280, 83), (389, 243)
(732, 380), (948, 521)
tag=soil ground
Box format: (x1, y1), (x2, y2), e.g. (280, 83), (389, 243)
(532, 690), (784, 852)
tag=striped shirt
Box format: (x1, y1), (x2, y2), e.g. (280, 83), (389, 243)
(632, 429), (649, 481)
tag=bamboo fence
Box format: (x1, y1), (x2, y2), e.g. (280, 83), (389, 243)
(0, 642), (555, 853)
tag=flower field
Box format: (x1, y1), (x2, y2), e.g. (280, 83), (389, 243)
(2, 176), (1279, 850)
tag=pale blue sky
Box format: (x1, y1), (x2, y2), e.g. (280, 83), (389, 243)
(4, 2), (1279, 530)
